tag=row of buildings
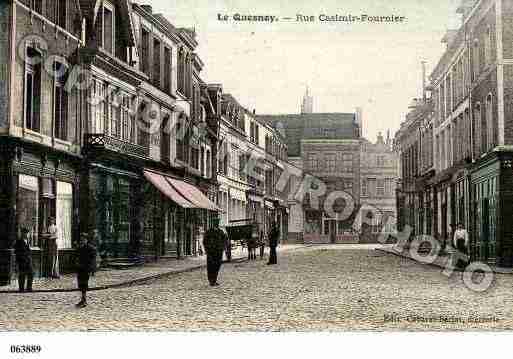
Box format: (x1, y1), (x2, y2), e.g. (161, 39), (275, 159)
(0, 0), (400, 284)
(259, 93), (399, 244)
(394, 0), (513, 267)
(0, 0), (291, 284)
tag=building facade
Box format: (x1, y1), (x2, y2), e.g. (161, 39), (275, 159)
(395, 0), (513, 267)
(359, 132), (399, 242)
(258, 111), (362, 244)
(217, 93), (290, 241)
(0, 0), (222, 285)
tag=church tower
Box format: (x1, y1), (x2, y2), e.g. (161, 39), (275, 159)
(301, 87), (314, 114)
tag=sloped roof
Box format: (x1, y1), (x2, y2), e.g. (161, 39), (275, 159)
(256, 113), (358, 157)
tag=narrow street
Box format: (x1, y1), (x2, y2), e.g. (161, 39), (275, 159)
(1, 245), (511, 331)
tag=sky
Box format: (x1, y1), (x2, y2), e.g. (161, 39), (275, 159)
(144, 0), (462, 142)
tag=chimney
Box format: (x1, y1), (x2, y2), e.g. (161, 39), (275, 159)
(421, 61), (427, 102)
(141, 5), (153, 14)
(253, 109), (256, 115)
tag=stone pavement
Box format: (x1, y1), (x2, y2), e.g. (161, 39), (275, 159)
(0, 244), (306, 293)
(2, 244), (513, 331)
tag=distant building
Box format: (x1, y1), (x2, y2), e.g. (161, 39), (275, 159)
(258, 110), (361, 244)
(359, 132), (399, 242)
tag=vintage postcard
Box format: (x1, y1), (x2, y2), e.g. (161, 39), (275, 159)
(1, 0), (513, 355)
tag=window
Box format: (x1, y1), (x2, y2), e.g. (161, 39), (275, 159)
(377, 155), (385, 167)
(473, 103), (481, 158)
(17, 175), (39, 247)
(206, 150), (211, 178)
(485, 27), (492, 65)
(153, 38), (161, 88)
(161, 115), (171, 161)
(255, 125), (260, 146)
(56, 181), (73, 249)
(25, 47), (42, 132)
(377, 179), (385, 197)
(361, 179), (368, 197)
(385, 179), (393, 195)
(486, 95), (494, 151)
(326, 153), (336, 173)
(473, 40), (480, 81)
(342, 154), (353, 172)
(53, 62), (68, 140)
(200, 147), (205, 176)
(164, 47), (172, 94)
(368, 178), (376, 196)
(307, 153), (318, 172)
(56, 0), (66, 29)
(178, 48), (185, 94)
(344, 180), (353, 192)
(120, 94), (133, 141)
(102, 4), (114, 54)
(31, 0), (43, 14)
(480, 100), (488, 154)
(141, 28), (150, 75)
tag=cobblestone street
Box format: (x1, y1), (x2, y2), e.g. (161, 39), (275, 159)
(2, 245), (513, 331)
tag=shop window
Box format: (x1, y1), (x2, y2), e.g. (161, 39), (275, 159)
(56, 182), (73, 248)
(17, 175), (39, 247)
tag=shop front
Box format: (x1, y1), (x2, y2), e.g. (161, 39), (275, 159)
(0, 141), (79, 284)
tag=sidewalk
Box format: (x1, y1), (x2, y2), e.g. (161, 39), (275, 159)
(377, 245), (513, 274)
(0, 244), (306, 294)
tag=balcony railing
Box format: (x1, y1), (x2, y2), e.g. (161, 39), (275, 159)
(85, 134), (150, 159)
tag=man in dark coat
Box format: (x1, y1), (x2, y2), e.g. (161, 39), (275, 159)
(14, 227), (33, 292)
(203, 217), (227, 286)
(267, 221), (280, 265)
(76, 233), (97, 308)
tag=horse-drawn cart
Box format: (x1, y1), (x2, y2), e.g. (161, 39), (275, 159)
(224, 219), (264, 261)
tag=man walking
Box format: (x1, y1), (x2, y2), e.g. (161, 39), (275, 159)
(76, 233), (97, 308)
(14, 227), (33, 292)
(267, 221), (280, 265)
(453, 222), (469, 269)
(203, 218), (227, 286)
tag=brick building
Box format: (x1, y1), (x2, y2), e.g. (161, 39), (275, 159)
(395, 0), (513, 267)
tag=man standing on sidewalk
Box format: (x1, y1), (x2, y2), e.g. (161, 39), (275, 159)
(14, 227), (33, 292)
(267, 221), (280, 265)
(453, 223), (469, 269)
(76, 233), (97, 308)
(203, 218), (227, 286)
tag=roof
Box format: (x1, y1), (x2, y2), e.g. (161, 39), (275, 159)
(256, 113), (358, 157)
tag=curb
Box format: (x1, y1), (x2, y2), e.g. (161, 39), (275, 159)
(375, 247), (513, 275)
(0, 257), (244, 295)
(0, 246), (305, 294)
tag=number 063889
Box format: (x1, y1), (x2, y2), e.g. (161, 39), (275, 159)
(10, 345), (42, 354)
